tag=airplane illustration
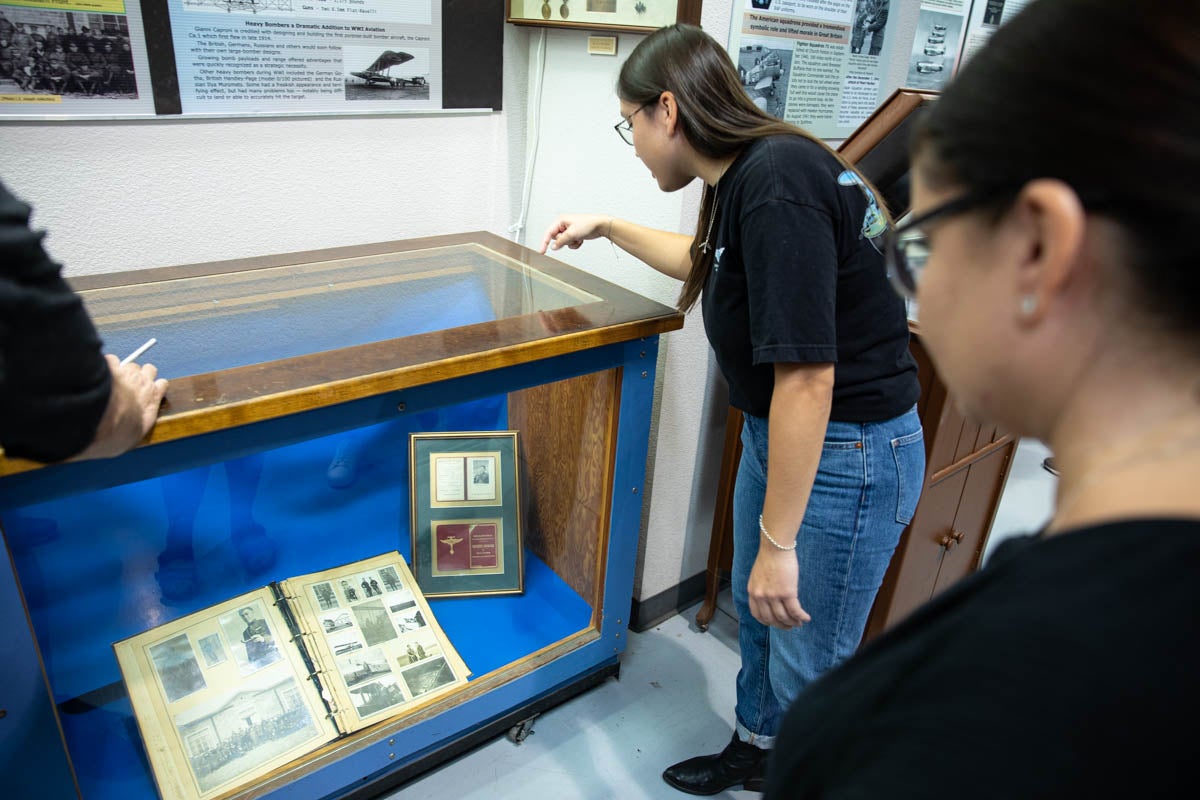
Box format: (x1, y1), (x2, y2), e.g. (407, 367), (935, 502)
(351, 50), (427, 88)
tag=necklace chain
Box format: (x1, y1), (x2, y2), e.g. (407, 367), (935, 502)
(699, 185), (719, 254)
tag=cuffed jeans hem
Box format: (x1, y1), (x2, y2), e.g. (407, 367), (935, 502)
(735, 720), (775, 750)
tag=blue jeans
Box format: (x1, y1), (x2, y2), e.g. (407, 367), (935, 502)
(732, 406), (924, 747)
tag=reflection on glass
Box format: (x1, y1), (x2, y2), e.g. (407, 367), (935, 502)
(79, 244), (601, 378)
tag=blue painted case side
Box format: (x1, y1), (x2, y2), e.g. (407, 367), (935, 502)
(0, 335), (661, 800)
(0, 541), (79, 800)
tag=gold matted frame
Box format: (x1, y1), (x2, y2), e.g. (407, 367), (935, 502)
(409, 431), (524, 598)
(507, 0), (702, 35)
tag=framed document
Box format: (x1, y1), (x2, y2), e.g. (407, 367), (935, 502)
(506, 0), (703, 34)
(409, 432), (524, 598)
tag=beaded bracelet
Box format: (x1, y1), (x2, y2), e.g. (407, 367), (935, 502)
(759, 514), (797, 551)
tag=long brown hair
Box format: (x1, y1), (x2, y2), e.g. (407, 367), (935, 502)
(618, 24), (886, 312)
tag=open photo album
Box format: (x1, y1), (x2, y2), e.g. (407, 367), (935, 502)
(113, 552), (470, 800)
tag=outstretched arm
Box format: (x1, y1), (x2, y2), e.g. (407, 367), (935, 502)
(540, 213), (695, 282)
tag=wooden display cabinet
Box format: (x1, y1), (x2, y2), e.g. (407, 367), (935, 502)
(0, 233), (683, 800)
(695, 90), (1017, 643)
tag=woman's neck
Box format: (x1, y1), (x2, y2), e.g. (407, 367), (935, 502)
(1045, 368), (1200, 535)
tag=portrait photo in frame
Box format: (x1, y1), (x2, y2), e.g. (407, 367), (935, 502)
(506, 0), (702, 35)
(409, 431), (524, 598)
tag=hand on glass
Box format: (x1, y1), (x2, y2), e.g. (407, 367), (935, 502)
(747, 547), (811, 629)
(540, 214), (612, 254)
(73, 354), (168, 461)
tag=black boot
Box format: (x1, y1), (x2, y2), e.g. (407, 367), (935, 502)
(662, 733), (768, 795)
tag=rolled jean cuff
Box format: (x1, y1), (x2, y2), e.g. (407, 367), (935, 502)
(736, 720), (776, 750)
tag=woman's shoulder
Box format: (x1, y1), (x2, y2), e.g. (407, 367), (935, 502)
(730, 135), (844, 204)
(743, 133), (834, 166)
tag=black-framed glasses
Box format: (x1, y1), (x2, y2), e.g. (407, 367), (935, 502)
(614, 101), (654, 146)
(885, 192), (1003, 299)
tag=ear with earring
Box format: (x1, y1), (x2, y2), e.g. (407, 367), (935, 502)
(1020, 294), (1038, 317)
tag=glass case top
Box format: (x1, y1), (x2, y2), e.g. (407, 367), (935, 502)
(80, 242), (601, 378)
(4, 232), (683, 463)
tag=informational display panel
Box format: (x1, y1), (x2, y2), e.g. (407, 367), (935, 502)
(0, 0), (499, 118)
(726, 0), (1030, 139)
(725, 0), (901, 139)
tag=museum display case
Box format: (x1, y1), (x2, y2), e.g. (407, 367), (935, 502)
(694, 89), (1017, 643)
(0, 232), (683, 800)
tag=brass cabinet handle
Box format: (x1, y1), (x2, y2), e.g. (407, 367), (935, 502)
(940, 530), (965, 549)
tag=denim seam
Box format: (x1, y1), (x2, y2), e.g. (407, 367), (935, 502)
(743, 415), (773, 737)
(830, 423), (867, 670)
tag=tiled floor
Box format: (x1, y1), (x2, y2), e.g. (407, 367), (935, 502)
(382, 438), (1057, 799)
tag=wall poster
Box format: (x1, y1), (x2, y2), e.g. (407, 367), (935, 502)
(726, 0), (901, 139)
(0, 0), (498, 118)
(902, 0), (969, 91)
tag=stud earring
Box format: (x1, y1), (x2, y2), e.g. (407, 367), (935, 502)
(1020, 295), (1038, 316)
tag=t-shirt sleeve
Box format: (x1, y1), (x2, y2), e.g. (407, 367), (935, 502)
(742, 198), (838, 366)
(0, 182), (111, 462)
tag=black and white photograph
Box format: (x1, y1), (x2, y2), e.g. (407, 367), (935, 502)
(330, 634), (364, 657)
(338, 578), (360, 603)
(352, 599), (399, 647)
(396, 608), (427, 634)
(466, 455), (497, 502)
(588, 0), (616, 11)
(150, 633), (207, 703)
(336, 647), (393, 689)
(355, 572), (385, 599)
(388, 594), (417, 615)
(197, 633), (228, 669)
(399, 633), (441, 665)
(850, 0), (890, 56)
(219, 602), (282, 673)
(379, 566), (403, 593)
(737, 42), (791, 120)
(343, 45), (430, 101)
(0, 9), (138, 99)
(399, 656), (457, 699)
(173, 675), (320, 793)
(321, 610), (354, 634)
(905, 10), (961, 90)
(983, 0), (1006, 26)
(348, 676), (405, 717)
(312, 581), (339, 611)
(181, 0), (295, 14)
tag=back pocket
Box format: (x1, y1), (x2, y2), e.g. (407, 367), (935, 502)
(891, 428), (926, 525)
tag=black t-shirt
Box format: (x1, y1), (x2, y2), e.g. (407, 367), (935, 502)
(0, 180), (111, 462)
(701, 135), (918, 421)
(765, 519), (1200, 799)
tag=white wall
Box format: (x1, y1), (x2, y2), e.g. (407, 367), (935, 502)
(0, 27), (532, 274)
(0, 1), (920, 605)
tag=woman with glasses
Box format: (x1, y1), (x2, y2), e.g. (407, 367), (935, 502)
(541, 24), (923, 795)
(765, 0), (1199, 796)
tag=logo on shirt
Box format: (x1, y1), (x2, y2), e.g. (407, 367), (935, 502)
(714, 247), (724, 272)
(837, 170), (886, 253)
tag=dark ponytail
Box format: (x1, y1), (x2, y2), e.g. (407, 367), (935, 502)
(915, 0), (1200, 343)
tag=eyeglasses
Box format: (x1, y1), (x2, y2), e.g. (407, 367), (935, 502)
(614, 101), (654, 146)
(885, 192), (1003, 299)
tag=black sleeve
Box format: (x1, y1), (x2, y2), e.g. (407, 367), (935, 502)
(0, 181), (111, 462)
(743, 199), (839, 366)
